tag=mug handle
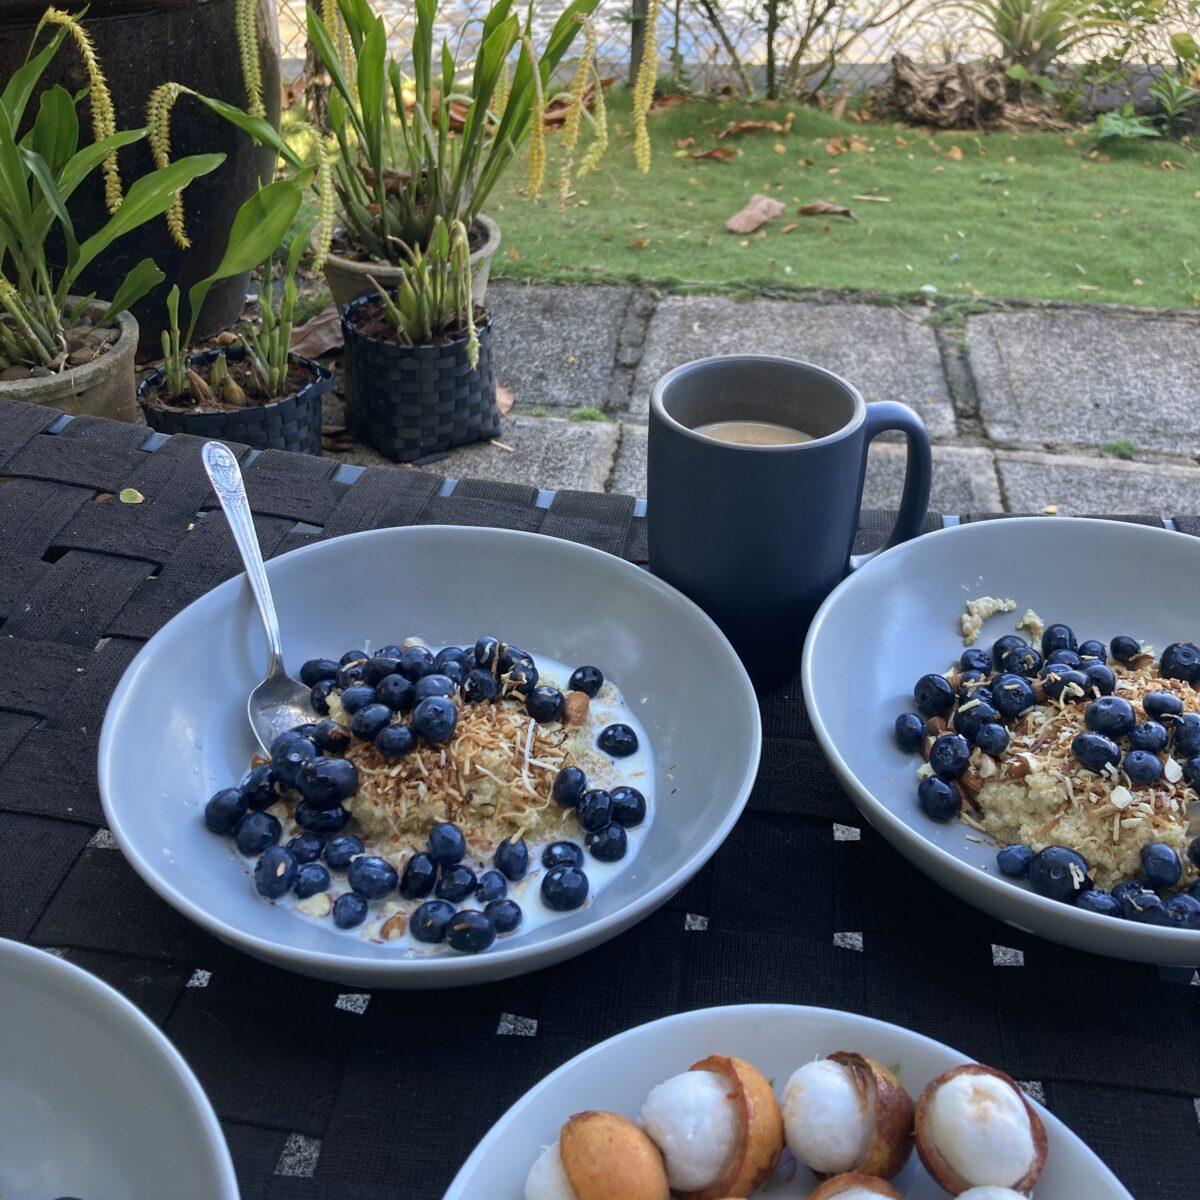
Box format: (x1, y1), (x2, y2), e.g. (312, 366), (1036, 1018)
(848, 401), (932, 572)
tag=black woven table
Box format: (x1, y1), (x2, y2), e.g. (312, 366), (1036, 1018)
(0, 398), (1196, 1200)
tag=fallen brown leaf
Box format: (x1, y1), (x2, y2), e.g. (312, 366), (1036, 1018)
(798, 200), (857, 222)
(495, 382), (515, 415)
(780, 223), (798, 233)
(725, 193), (786, 234)
(716, 112), (795, 139)
(824, 138), (846, 156)
(945, 144), (964, 161)
(675, 136), (696, 149)
(690, 146), (737, 162)
(290, 305), (343, 357)
(649, 92), (689, 111)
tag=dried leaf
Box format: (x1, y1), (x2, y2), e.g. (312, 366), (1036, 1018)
(725, 193), (786, 234)
(780, 223), (798, 233)
(945, 144), (964, 161)
(847, 136), (872, 153)
(824, 138), (846, 156)
(690, 146), (737, 162)
(119, 487), (144, 504)
(496, 382), (515, 415)
(290, 305), (343, 357)
(773, 142), (786, 154)
(798, 200), (857, 222)
(716, 112), (794, 139)
(674, 136), (696, 149)
(852, 194), (891, 203)
(649, 92), (689, 111)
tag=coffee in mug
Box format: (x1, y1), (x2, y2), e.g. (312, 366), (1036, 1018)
(693, 420), (813, 447)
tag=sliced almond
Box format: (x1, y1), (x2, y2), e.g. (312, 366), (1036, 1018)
(563, 690), (590, 728)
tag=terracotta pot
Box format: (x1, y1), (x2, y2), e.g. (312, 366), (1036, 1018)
(0, 303), (137, 423)
(322, 213), (501, 309)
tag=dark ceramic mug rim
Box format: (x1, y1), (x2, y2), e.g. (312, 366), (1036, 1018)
(650, 354), (867, 452)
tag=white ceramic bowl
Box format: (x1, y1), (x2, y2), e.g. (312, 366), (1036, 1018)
(99, 526), (760, 987)
(804, 516), (1200, 964)
(446, 1003), (1130, 1198)
(0, 940), (236, 1200)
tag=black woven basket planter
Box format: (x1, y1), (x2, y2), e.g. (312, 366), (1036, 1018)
(138, 345), (332, 455)
(340, 292), (498, 464)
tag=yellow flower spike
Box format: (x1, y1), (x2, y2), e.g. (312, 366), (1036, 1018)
(631, 0), (661, 173)
(236, 0), (265, 118)
(522, 36), (546, 201)
(492, 59), (510, 130)
(577, 61), (609, 179)
(296, 121), (336, 271)
(147, 82), (190, 248)
(557, 17), (596, 212)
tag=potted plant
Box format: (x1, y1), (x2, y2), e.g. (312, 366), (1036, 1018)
(340, 216), (496, 462)
(138, 180), (333, 455)
(0, 10), (222, 420)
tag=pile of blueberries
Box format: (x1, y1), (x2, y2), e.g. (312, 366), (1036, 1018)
(894, 624), (1200, 929)
(202, 636), (644, 954)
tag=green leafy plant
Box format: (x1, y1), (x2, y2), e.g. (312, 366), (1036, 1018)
(241, 227), (309, 398)
(1148, 69), (1200, 133)
(957, 0), (1114, 73)
(1102, 436), (1140, 459)
(0, 10), (222, 371)
(1094, 101), (1162, 140)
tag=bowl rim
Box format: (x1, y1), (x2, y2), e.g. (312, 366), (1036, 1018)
(0, 937), (238, 1197)
(802, 515), (1200, 952)
(98, 524), (762, 979)
(445, 1001), (1131, 1198)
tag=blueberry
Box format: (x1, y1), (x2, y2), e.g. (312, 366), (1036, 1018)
(474, 636), (500, 671)
(610, 786), (647, 828)
(1077, 640), (1107, 661)
(413, 673), (457, 703)
(1028, 846), (1091, 903)
(270, 733), (316, 788)
(1188, 756), (1200, 791)
(297, 756), (359, 809)
(1082, 663), (1116, 697)
(917, 776), (959, 821)
(959, 648), (992, 673)
(375, 674), (414, 712)
(347, 855), (398, 899)
(1161, 641), (1200, 683)
(997, 844), (1033, 877)
(1129, 721), (1168, 753)
(495, 836), (529, 881)
(351, 702), (392, 741)
(205, 787), (247, 834)
(975, 722), (1010, 757)
(1042, 668), (1087, 703)
(1165, 893), (1200, 929)
(310, 679), (335, 715)
(377, 644), (404, 660)
(542, 865), (589, 910)
(375, 723), (416, 757)
(399, 851), (438, 899)
(1118, 887), (1169, 925)
(569, 665), (604, 697)
(1000, 645), (1043, 677)
(428, 822), (466, 865)
(435, 646), (471, 672)
(300, 658), (340, 686)
(1041, 623), (1077, 656)
(1109, 635), (1141, 665)
(1084, 696), (1136, 739)
(507, 659), (539, 696)
(1144, 690), (1183, 720)
(954, 700), (1000, 744)
(1112, 878), (1148, 903)
(1045, 649), (1082, 668)
(577, 789), (613, 832)
(332, 892), (368, 929)
(399, 645), (436, 681)
(598, 723), (638, 757)
(914, 673), (955, 717)
(929, 733), (970, 779)
(526, 685), (565, 723)
(435, 864), (476, 901)
(441, 661), (468, 687)
(1076, 889), (1121, 917)
(293, 861), (331, 899)
(586, 823), (628, 862)
(324, 834), (365, 870)
(337, 660), (369, 689)
(991, 634), (1027, 667)
(1140, 841), (1183, 889)
(485, 898), (523, 933)
(542, 841), (584, 869)
(1072, 732), (1120, 773)
(410, 899), (456, 942)
(463, 669), (499, 703)
(234, 811), (281, 855)
(957, 672), (992, 703)
(340, 649), (367, 665)
(287, 832), (325, 863)
(992, 674), (1037, 721)
(552, 766), (587, 808)
(499, 644), (534, 676)
(254, 847), (298, 899)
(294, 801), (349, 834)
(339, 685), (377, 715)
(1190, 837), (1200, 870)
(412, 696), (457, 743)
(312, 719), (352, 755)
(475, 868), (508, 903)
(291, 722), (321, 740)
(1173, 713), (1200, 756)
(446, 910), (496, 954)
(363, 655), (402, 686)
(1122, 750), (1162, 787)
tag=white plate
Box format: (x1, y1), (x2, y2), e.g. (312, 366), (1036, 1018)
(446, 1003), (1130, 1198)
(0, 940), (236, 1200)
(99, 526), (760, 988)
(804, 516), (1200, 964)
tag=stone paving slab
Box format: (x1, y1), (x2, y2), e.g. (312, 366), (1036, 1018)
(969, 311), (1200, 455)
(996, 450), (1200, 516)
(488, 280), (631, 410)
(628, 296), (956, 439)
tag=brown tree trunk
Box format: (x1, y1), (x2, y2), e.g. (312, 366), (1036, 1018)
(628, 0), (650, 88)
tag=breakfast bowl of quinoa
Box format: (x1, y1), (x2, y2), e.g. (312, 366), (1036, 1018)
(804, 517), (1200, 965)
(99, 526), (760, 987)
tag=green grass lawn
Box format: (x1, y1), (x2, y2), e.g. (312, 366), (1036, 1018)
(483, 93), (1200, 309)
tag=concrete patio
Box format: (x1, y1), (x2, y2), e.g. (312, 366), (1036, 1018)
(324, 280), (1200, 514)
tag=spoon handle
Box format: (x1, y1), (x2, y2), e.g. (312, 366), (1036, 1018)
(201, 441), (285, 676)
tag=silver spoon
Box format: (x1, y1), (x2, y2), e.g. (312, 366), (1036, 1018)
(201, 441), (311, 755)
